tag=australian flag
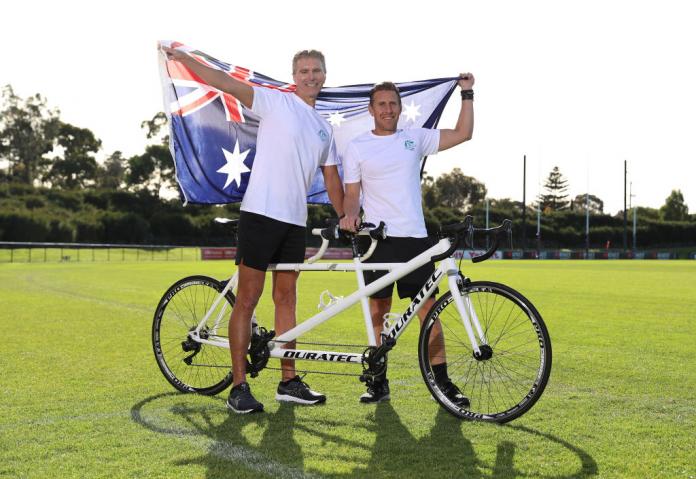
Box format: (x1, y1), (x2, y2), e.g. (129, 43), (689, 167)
(158, 40), (459, 205)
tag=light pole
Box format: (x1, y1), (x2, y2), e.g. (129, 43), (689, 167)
(585, 192), (590, 255)
(630, 182), (637, 252)
(623, 160), (628, 251)
(522, 155), (527, 251)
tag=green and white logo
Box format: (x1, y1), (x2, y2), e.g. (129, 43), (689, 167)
(404, 139), (416, 151)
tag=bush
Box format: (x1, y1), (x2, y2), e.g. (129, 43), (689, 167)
(45, 189), (83, 211)
(0, 211), (49, 241)
(100, 212), (151, 243)
(107, 190), (142, 212)
(24, 196), (46, 209)
(47, 218), (74, 242)
(150, 213), (197, 244)
(74, 217), (104, 242)
(83, 190), (109, 210)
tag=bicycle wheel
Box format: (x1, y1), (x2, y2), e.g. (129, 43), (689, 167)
(152, 275), (235, 395)
(418, 281), (551, 423)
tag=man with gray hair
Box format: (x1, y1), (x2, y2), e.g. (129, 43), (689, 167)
(162, 45), (344, 413)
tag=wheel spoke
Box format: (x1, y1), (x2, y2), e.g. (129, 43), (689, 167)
(153, 277), (234, 395)
(420, 282), (551, 423)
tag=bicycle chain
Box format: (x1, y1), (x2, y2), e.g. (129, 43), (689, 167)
(186, 363), (361, 377)
(205, 335), (366, 350)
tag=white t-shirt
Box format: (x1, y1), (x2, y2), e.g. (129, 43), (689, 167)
(241, 87), (337, 226)
(343, 129), (440, 238)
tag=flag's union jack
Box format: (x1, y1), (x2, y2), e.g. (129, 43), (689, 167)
(158, 40), (459, 205)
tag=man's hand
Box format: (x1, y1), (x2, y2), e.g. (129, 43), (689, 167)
(339, 215), (360, 233)
(458, 72), (475, 90)
(160, 45), (188, 62)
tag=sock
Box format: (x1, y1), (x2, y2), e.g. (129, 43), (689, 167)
(375, 362), (388, 385)
(432, 362), (449, 384)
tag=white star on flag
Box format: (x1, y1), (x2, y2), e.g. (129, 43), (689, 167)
(327, 111), (345, 127)
(217, 141), (251, 189)
(402, 100), (422, 122)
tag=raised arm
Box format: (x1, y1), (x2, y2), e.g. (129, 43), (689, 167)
(161, 45), (254, 109)
(438, 73), (475, 152)
(339, 182), (361, 232)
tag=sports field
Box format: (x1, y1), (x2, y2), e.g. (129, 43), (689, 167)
(1, 260), (694, 478)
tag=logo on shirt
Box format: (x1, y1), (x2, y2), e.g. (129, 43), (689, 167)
(404, 139), (416, 151)
(318, 129), (329, 142)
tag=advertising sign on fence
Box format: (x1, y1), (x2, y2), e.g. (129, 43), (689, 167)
(201, 247), (237, 260)
(200, 247), (353, 260)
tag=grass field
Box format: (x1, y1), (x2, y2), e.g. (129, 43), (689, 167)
(1, 260), (694, 478)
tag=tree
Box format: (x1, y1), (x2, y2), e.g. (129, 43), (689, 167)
(571, 194), (604, 214)
(44, 122), (102, 189)
(433, 168), (486, 211)
(635, 206), (660, 221)
(0, 85), (60, 184)
(126, 144), (175, 194)
(96, 150), (127, 189)
(125, 113), (175, 195)
(141, 112), (169, 143)
(660, 189), (689, 221)
(539, 166), (570, 211)
(421, 171), (439, 209)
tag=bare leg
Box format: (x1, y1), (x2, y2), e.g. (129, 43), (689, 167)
(369, 297), (392, 346)
(417, 297), (445, 366)
(229, 264), (266, 387)
(272, 270), (300, 381)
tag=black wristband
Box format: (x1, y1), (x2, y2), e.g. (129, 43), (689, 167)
(461, 89), (474, 101)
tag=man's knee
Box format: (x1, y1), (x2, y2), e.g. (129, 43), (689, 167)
(234, 290), (261, 313)
(272, 272), (298, 307)
(272, 287), (297, 308)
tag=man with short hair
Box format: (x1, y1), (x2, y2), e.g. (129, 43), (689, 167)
(163, 45), (344, 413)
(339, 75), (475, 404)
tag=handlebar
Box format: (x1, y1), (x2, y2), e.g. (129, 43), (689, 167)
(308, 221), (386, 263)
(430, 216), (474, 262)
(216, 215), (511, 265)
(431, 216), (512, 264)
(470, 219), (512, 263)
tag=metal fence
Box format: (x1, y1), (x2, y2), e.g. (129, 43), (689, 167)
(0, 242), (202, 263)
(2, 242), (694, 264)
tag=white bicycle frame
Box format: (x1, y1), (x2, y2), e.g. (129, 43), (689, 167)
(187, 227), (489, 365)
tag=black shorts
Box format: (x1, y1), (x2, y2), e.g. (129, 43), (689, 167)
(235, 211), (306, 271)
(362, 236), (438, 300)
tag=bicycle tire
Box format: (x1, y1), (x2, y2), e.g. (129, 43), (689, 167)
(152, 275), (235, 395)
(418, 281), (551, 423)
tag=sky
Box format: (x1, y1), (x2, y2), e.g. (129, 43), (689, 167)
(2, 0), (694, 214)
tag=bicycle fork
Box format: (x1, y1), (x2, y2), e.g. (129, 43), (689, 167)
(442, 258), (489, 358)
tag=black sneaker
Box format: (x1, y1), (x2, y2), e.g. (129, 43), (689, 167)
(226, 382), (264, 414)
(440, 380), (470, 408)
(360, 380), (390, 403)
(276, 376), (326, 405)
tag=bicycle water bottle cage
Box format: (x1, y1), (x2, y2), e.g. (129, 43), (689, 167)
(317, 290), (343, 310)
(381, 312), (401, 332)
